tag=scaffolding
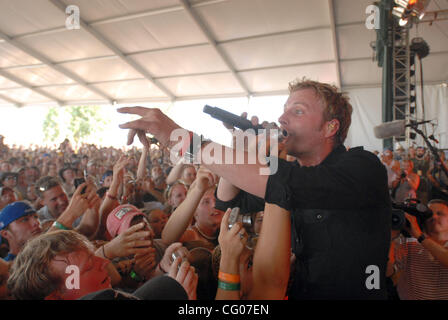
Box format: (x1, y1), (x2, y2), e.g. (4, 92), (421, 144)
(391, 23), (418, 148)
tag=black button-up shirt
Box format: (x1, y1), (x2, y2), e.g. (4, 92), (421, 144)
(216, 145), (391, 299)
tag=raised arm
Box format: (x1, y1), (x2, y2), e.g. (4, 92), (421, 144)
(216, 177), (241, 202)
(161, 167), (216, 245)
(96, 155), (129, 239)
(215, 208), (247, 300)
(166, 160), (186, 185)
(405, 213), (448, 268)
(136, 130), (150, 180)
(248, 203), (291, 299)
(47, 182), (99, 239)
(117, 107), (270, 199)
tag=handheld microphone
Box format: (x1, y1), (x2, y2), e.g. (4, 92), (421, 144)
(373, 120), (432, 139)
(203, 105), (264, 132)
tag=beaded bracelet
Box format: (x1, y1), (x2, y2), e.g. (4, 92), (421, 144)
(218, 271), (240, 283)
(218, 280), (240, 291)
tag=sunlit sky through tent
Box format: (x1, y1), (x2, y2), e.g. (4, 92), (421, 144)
(0, 95), (288, 150)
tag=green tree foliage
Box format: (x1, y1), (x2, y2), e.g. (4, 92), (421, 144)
(68, 106), (107, 144)
(43, 105), (108, 144)
(42, 107), (60, 142)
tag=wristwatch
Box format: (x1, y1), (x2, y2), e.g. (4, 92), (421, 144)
(417, 233), (426, 243)
(183, 132), (211, 163)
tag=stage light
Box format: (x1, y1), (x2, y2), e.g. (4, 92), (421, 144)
(392, 0), (431, 26)
(399, 18), (409, 26)
(395, 0), (410, 8)
(393, 6), (405, 17)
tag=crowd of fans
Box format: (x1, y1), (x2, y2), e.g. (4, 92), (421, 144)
(0, 124), (447, 300)
(378, 145), (448, 205)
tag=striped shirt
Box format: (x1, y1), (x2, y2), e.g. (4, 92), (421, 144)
(395, 236), (448, 300)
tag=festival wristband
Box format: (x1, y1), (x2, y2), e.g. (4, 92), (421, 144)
(218, 271), (240, 283)
(52, 221), (70, 230)
(130, 270), (144, 282)
(218, 280), (240, 291)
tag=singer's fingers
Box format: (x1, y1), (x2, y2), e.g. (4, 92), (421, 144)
(117, 106), (152, 116)
(127, 129), (137, 145)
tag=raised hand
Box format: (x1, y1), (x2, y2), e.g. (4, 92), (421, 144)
(158, 242), (189, 274)
(61, 181), (97, 220)
(117, 107), (182, 148)
(133, 246), (157, 278)
(112, 155), (131, 183)
(104, 222), (153, 259)
(218, 208), (247, 262)
(168, 257), (198, 300)
(404, 213), (423, 239)
(190, 166), (217, 193)
(136, 130), (150, 149)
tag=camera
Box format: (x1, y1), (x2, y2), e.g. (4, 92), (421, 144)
(228, 207), (255, 235)
(171, 251), (189, 271)
(228, 207), (259, 250)
(400, 172), (407, 179)
(74, 178), (86, 194)
(391, 199), (433, 236)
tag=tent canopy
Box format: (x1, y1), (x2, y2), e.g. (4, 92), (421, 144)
(0, 0), (447, 107)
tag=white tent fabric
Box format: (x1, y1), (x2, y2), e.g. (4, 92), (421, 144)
(0, 0), (446, 150)
(0, 0), (446, 106)
(345, 84), (448, 151)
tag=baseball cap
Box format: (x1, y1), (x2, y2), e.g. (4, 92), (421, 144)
(106, 204), (146, 238)
(100, 170), (113, 185)
(0, 201), (36, 231)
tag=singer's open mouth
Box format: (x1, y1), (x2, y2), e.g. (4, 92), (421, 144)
(282, 129), (288, 137)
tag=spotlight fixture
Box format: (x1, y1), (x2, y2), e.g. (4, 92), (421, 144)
(392, 0), (431, 26)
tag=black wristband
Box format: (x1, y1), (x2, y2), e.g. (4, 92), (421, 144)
(417, 233), (426, 243)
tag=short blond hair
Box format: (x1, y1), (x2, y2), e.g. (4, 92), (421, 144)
(288, 78), (353, 145)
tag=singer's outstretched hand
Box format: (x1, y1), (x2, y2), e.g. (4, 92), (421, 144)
(117, 107), (183, 148)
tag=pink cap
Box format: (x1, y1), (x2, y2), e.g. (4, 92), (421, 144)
(106, 204), (145, 238)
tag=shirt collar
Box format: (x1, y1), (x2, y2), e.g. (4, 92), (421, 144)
(292, 144), (349, 167)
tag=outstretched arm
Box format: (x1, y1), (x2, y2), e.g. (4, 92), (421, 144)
(117, 107), (269, 199)
(248, 203), (291, 299)
(166, 160), (186, 185)
(161, 167), (216, 245)
(136, 131), (150, 180)
(96, 155), (129, 239)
